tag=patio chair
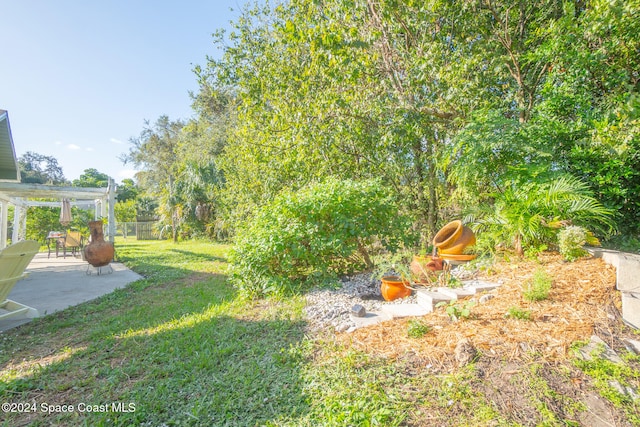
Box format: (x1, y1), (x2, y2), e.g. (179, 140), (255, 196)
(0, 240), (40, 320)
(62, 230), (83, 258)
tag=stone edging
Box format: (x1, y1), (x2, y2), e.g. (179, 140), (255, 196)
(587, 247), (640, 329)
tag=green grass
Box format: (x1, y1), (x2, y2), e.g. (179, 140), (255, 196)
(0, 240), (420, 426)
(1, 240), (310, 426)
(0, 240), (633, 426)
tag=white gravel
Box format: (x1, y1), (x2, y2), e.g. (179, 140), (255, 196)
(304, 272), (418, 333)
(304, 263), (482, 333)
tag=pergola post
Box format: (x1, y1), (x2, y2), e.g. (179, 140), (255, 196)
(0, 200), (6, 248)
(100, 197), (107, 223)
(21, 205), (26, 241)
(107, 178), (116, 243)
(11, 198), (22, 243)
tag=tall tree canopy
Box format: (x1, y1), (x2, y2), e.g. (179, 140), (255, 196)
(116, 178), (139, 203)
(72, 168), (110, 188)
(123, 0), (638, 248)
(18, 151), (67, 184)
(121, 116), (184, 242)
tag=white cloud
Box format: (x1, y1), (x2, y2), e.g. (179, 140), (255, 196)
(54, 140), (62, 145)
(110, 138), (123, 144)
(86, 147), (94, 152)
(118, 169), (138, 179)
(67, 144), (81, 150)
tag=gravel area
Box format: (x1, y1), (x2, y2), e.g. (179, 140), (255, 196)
(304, 273), (410, 333)
(304, 263), (482, 333)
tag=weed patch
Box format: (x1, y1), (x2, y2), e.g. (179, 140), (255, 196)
(506, 306), (532, 320)
(523, 268), (552, 301)
(572, 343), (640, 424)
(407, 319), (430, 338)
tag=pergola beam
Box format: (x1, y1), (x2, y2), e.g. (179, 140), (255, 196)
(0, 182), (106, 199)
(20, 200), (99, 208)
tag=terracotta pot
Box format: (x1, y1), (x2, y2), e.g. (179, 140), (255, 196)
(380, 275), (411, 301)
(83, 220), (115, 267)
(433, 220), (476, 255)
(438, 253), (478, 262)
(438, 226), (476, 255)
(433, 220), (463, 248)
(410, 255), (443, 282)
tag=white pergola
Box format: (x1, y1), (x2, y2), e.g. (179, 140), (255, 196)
(0, 181), (116, 249)
(0, 109), (116, 249)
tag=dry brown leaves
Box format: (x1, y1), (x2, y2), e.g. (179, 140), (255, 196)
(338, 253), (618, 366)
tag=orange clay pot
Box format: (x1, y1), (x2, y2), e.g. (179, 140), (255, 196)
(433, 220), (476, 255)
(438, 253), (478, 262)
(380, 275), (411, 301)
(410, 255), (444, 282)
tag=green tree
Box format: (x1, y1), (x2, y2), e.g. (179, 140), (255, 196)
(25, 207), (59, 242)
(176, 110), (230, 238)
(116, 178), (139, 203)
(448, 0), (639, 241)
(173, 161), (222, 239)
(197, 0), (484, 244)
(72, 168), (110, 188)
(135, 196), (158, 219)
(121, 116), (184, 242)
(192, 0), (638, 250)
(536, 0), (640, 234)
(470, 176), (615, 256)
(18, 151), (67, 184)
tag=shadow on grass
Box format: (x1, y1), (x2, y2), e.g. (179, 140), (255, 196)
(168, 248), (227, 264)
(0, 270), (309, 426)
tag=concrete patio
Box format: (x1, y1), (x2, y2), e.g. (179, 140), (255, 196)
(0, 252), (143, 332)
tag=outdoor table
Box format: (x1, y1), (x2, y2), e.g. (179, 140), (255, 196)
(46, 231), (65, 258)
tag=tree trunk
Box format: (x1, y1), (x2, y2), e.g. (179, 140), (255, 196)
(514, 234), (524, 256)
(411, 140), (430, 246)
(424, 131), (439, 240)
(172, 210), (178, 243)
(427, 158), (438, 239)
(358, 242), (374, 269)
(412, 136), (440, 247)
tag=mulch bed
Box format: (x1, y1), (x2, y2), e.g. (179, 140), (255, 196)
(338, 253), (619, 368)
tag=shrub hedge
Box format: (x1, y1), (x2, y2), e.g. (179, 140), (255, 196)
(229, 178), (412, 297)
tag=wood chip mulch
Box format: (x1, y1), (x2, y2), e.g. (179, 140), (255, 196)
(338, 253), (619, 368)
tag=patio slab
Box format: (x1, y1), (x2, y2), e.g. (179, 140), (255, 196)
(0, 252), (143, 332)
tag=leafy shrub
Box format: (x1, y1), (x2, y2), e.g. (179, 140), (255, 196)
(230, 179), (412, 297)
(523, 268), (552, 302)
(557, 225), (588, 261)
(469, 175), (615, 256)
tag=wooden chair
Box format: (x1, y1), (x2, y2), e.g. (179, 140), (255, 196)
(62, 230), (83, 258)
(0, 240), (40, 320)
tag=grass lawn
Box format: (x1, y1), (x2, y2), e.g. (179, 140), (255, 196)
(0, 240), (415, 426)
(1, 240), (638, 426)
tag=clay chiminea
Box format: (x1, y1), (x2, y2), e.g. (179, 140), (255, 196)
(83, 220), (114, 267)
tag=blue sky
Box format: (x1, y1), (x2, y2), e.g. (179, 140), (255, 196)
(1, 1), (242, 184)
